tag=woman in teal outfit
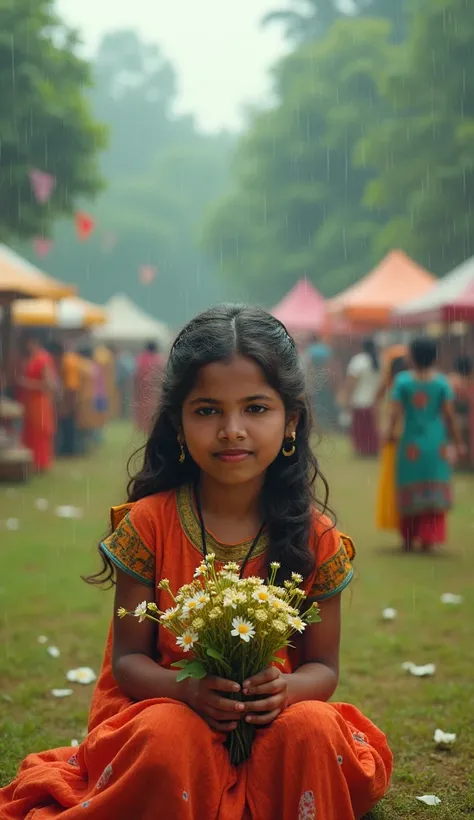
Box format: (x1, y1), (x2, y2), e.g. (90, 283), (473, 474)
(386, 337), (463, 552)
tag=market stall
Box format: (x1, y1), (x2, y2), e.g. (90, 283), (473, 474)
(93, 293), (171, 350)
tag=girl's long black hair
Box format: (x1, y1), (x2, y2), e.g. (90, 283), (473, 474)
(85, 304), (332, 587)
(363, 337), (380, 372)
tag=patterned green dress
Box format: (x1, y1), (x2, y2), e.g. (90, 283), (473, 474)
(392, 371), (454, 515)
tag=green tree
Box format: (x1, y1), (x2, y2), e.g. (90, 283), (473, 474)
(0, 0), (106, 242)
(263, 0), (406, 43)
(202, 19), (395, 304)
(360, 0), (474, 273)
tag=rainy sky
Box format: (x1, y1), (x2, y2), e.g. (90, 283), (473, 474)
(57, 0), (288, 131)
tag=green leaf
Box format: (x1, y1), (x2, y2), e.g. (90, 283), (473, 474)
(305, 611), (322, 624)
(270, 656), (286, 667)
(171, 660), (189, 669)
(206, 647), (225, 662)
(176, 667), (193, 682)
(183, 660), (207, 680)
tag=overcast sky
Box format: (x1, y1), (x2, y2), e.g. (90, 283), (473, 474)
(57, 0), (290, 131)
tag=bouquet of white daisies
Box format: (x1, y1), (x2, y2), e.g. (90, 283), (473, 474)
(118, 554), (321, 765)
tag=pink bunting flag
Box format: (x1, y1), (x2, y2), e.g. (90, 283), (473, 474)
(29, 169), (55, 204)
(33, 237), (53, 258)
(139, 265), (157, 285)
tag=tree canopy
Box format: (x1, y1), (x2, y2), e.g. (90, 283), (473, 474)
(0, 0), (106, 242)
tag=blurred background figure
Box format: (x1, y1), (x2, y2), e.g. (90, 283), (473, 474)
(303, 333), (336, 431)
(115, 347), (136, 420)
(134, 341), (166, 434)
(47, 340), (81, 458)
(386, 337), (463, 552)
(345, 337), (381, 457)
(16, 333), (57, 473)
(375, 355), (409, 534)
(449, 355), (474, 471)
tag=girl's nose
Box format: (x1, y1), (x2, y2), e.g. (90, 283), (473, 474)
(217, 416), (246, 442)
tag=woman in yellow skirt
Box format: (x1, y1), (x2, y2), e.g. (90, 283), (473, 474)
(376, 355), (409, 531)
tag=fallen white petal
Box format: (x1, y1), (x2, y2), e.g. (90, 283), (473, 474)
(402, 662), (436, 677)
(47, 646), (61, 658)
(440, 593), (463, 605)
(51, 689), (73, 698)
(55, 506), (83, 520)
(71, 739), (79, 747)
(37, 635), (48, 644)
(66, 667), (96, 685)
(416, 795), (441, 806)
(5, 518), (20, 531)
(382, 608), (397, 621)
(35, 498), (49, 511)
(434, 728), (456, 747)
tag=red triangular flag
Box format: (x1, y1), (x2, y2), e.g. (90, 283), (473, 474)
(75, 211), (95, 241)
(139, 265), (157, 285)
(33, 237), (53, 258)
(29, 169), (55, 204)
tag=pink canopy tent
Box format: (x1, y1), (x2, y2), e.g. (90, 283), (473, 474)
(271, 278), (326, 333)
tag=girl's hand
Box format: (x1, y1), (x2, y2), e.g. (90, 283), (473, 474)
(242, 666), (288, 726)
(184, 675), (244, 733)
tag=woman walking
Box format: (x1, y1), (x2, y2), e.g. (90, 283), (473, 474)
(345, 338), (381, 457)
(17, 333), (57, 472)
(375, 356), (409, 533)
(386, 337), (464, 552)
(449, 355), (474, 470)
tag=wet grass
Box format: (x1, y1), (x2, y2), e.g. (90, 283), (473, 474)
(1, 425), (474, 817)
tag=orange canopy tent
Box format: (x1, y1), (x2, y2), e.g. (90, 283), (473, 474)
(271, 278), (326, 333)
(327, 250), (436, 328)
(0, 244), (75, 299)
(13, 297), (107, 329)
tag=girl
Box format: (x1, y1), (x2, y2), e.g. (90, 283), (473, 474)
(386, 336), (464, 552)
(17, 332), (57, 472)
(345, 337), (381, 457)
(1, 305), (392, 820)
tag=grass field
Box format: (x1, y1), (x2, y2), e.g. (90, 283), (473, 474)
(1, 423), (473, 817)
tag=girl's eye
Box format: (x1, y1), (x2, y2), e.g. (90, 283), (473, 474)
(246, 405), (268, 414)
(195, 407), (218, 416)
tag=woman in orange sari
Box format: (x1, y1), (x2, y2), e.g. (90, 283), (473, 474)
(1, 306), (392, 819)
(17, 333), (57, 472)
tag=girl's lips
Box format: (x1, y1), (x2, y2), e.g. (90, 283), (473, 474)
(214, 450), (252, 463)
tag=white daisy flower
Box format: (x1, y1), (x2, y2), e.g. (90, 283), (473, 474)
(288, 615), (306, 633)
(231, 617), (256, 643)
(223, 562), (240, 573)
(221, 571), (240, 583)
(252, 588), (272, 604)
(270, 561), (280, 570)
(134, 601), (148, 623)
(291, 572), (303, 584)
(160, 606), (180, 622)
(66, 667), (97, 685)
(193, 563), (208, 578)
(272, 619), (287, 634)
(176, 631), (198, 652)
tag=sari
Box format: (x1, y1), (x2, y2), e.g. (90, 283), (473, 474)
(0, 485), (392, 819)
(133, 351), (165, 434)
(20, 349), (56, 471)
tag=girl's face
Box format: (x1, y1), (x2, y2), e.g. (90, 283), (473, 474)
(181, 355), (298, 486)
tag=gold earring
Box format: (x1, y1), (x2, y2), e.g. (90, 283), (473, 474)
(282, 431), (296, 457)
(177, 434), (185, 464)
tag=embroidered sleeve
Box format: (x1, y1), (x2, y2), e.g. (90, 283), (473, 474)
(309, 532), (355, 601)
(100, 509), (155, 587)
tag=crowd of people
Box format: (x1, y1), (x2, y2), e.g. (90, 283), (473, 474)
(11, 333), (167, 474)
(302, 332), (472, 553)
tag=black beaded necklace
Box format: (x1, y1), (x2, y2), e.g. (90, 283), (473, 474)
(194, 484), (266, 579)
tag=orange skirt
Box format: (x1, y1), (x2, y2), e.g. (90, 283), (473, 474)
(0, 699), (392, 820)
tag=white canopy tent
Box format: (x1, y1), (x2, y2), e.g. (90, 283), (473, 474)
(93, 293), (171, 349)
(393, 256), (474, 325)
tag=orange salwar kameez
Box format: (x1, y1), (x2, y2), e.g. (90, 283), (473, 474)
(0, 486), (393, 820)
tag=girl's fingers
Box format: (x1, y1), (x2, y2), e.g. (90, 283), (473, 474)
(208, 693), (245, 713)
(207, 676), (240, 693)
(243, 695), (283, 713)
(243, 667), (278, 690)
(207, 717), (239, 733)
(245, 709), (281, 726)
(243, 678), (284, 697)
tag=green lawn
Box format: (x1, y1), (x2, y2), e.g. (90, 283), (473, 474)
(1, 424), (473, 817)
